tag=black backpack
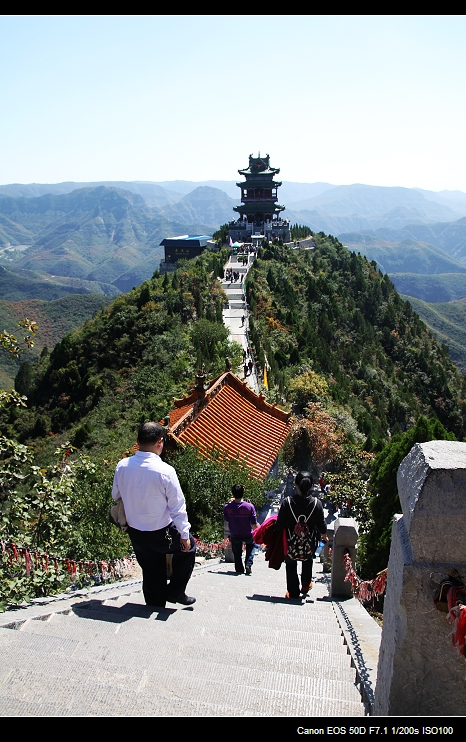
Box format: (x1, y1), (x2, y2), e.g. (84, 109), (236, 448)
(286, 497), (317, 561)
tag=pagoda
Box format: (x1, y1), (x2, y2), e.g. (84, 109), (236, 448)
(228, 153), (290, 244)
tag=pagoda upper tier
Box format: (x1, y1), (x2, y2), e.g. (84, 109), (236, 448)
(238, 153), (280, 176)
(229, 153), (290, 243)
(234, 153), (285, 218)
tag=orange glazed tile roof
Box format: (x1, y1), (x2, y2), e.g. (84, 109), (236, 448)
(166, 372), (293, 479)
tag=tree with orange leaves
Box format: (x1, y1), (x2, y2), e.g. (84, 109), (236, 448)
(283, 402), (345, 470)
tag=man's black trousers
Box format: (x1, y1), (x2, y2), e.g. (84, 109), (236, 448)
(127, 523), (196, 607)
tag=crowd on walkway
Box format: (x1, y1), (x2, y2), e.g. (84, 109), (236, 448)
(225, 268), (244, 283)
(221, 252), (259, 393)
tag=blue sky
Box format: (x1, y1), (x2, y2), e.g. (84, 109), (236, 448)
(1, 15), (466, 191)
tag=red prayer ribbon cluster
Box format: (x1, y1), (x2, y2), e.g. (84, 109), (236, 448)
(436, 584), (466, 658)
(0, 539), (136, 583)
(343, 551), (388, 604)
(193, 537), (229, 557)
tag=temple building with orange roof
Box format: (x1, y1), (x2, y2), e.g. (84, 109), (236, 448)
(163, 370), (293, 479)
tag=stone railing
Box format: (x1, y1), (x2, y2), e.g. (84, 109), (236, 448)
(374, 440), (466, 716)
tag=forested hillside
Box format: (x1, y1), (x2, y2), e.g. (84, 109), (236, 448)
(8, 234), (465, 482)
(245, 236), (466, 445)
(0, 249), (251, 606)
(2, 250), (236, 458)
(400, 295), (466, 374)
(2, 236), (466, 604)
(0, 294), (113, 385)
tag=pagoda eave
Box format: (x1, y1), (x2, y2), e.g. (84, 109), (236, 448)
(238, 168), (280, 177)
(233, 203), (285, 214)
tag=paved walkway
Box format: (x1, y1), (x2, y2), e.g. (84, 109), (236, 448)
(0, 551), (371, 716)
(221, 254), (259, 394)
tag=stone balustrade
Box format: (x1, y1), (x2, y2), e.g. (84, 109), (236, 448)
(374, 440), (466, 716)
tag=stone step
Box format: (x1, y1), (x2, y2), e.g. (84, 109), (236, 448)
(0, 553), (367, 716)
(79, 601), (345, 638)
(2, 610), (347, 654)
(3, 615), (352, 674)
(0, 645), (364, 716)
(0, 666), (364, 717)
(104, 583), (338, 611)
(0, 671), (251, 717)
(0, 617), (363, 715)
(0, 628), (356, 688)
(8, 606), (346, 645)
(97, 596), (342, 633)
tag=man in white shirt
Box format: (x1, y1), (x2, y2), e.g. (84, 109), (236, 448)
(112, 422), (196, 608)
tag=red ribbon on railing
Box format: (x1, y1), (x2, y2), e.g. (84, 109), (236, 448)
(23, 548), (32, 577)
(194, 537), (229, 556)
(1, 540), (137, 585)
(435, 582), (466, 658)
(343, 552), (387, 604)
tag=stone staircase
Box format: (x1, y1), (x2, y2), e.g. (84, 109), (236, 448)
(0, 554), (368, 716)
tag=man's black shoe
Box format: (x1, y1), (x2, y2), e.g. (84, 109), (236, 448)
(167, 594), (196, 606)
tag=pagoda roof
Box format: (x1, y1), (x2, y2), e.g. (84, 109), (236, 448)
(238, 153), (280, 178)
(238, 167), (280, 177)
(164, 371), (293, 479)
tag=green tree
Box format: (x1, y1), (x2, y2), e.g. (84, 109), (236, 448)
(190, 319), (229, 369)
(15, 362), (34, 396)
(359, 416), (456, 578)
(212, 223), (229, 245)
(288, 370), (330, 412)
(168, 444), (267, 541)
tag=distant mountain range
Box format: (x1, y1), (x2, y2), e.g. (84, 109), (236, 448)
(2, 178), (466, 236)
(0, 181), (182, 208)
(2, 177), (466, 376)
(340, 218), (466, 263)
(158, 186), (239, 227)
(0, 186), (213, 296)
(0, 179), (336, 205)
(339, 236), (466, 275)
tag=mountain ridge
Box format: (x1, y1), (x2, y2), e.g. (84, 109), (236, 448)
(0, 186), (213, 295)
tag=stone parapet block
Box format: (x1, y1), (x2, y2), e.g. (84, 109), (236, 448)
(331, 517), (358, 598)
(374, 440), (466, 716)
(397, 440), (466, 562)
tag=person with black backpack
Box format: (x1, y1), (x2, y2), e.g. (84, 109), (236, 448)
(275, 472), (328, 599)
